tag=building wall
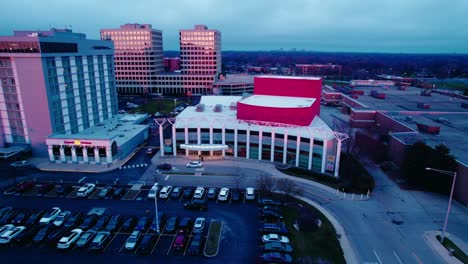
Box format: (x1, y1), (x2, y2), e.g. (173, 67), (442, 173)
(375, 112), (414, 133)
(454, 162), (468, 205)
(254, 77), (322, 99)
(388, 135), (408, 166)
(236, 103), (315, 126)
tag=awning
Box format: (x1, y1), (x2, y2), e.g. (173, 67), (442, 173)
(180, 144), (229, 151)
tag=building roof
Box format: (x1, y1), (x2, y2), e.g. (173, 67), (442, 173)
(239, 95), (316, 108)
(255, 75), (322, 81)
(213, 74), (254, 85)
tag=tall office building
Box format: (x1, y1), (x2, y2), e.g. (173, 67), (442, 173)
(100, 24), (164, 94)
(0, 28), (118, 156)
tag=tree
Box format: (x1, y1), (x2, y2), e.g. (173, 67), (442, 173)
(275, 178), (304, 200)
(255, 174), (275, 195)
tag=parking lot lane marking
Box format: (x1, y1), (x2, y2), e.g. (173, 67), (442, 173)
(164, 175), (169, 181)
(78, 177), (86, 183)
(166, 233), (177, 255)
(393, 251), (403, 264)
(152, 221), (170, 254)
(373, 250), (383, 264)
(118, 237), (127, 253)
(412, 252), (423, 264)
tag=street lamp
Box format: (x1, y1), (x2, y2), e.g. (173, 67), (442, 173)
(425, 167), (457, 243)
(153, 182), (160, 234)
(173, 99), (177, 116)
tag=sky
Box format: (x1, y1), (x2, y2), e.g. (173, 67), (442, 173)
(2, 0), (467, 53)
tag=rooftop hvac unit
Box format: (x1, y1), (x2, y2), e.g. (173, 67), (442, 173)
(213, 104), (223, 112)
(230, 102), (237, 110)
(195, 104), (205, 112)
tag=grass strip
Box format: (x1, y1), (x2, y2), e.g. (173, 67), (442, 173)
(204, 220), (222, 257)
(436, 235), (468, 263)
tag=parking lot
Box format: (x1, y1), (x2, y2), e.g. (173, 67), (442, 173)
(0, 182), (260, 263)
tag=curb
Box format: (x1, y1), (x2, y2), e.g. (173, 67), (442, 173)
(423, 231), (464, 264)
(293, 194), (359, 264)
(203, 220), (223, 258)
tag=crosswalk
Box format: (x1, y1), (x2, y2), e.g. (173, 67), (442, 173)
(119, 163), (149, 169)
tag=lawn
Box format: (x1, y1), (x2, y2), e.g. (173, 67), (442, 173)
(127, 98), (191, 115)
(204, 220), (222, 257)
(281, 197), (345, 263)
(437, 235), (468, 263)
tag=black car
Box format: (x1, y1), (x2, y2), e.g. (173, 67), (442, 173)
(38, 183), (55, 194)
(112, 188), (125, 198)
(93, 215), (110, 231)
(178, 217), (193, 231)
(184, 199), (208, 211)
(0, 208), (18, 225)
(258, 198), (282, 206)
(105, 215), (122, 232)
(13, 226), (39, 245)
(134, 216), (150, 232)
(150, 213), (166, 233)
(122, 216), (137, 232)
(182, 188), (194, 199)
(55, 185), (74, 196)
(231, 190), (241, 202)
(171, 187), (182, 199)
(260, 205), (282, 214)
(33, 226), (54, 244)
(46, 227), (67, 245)
(12, 210), (30, 225)
(25, 209), (46, 226)
(259, 223), (289, 235)
(188, 234), (203, 255)
(156, 163), (171, 170)
(98, 187), (113, 198)
(206, 188), (217, 200)
(164, 216), (180, 233)
(259, 252), (293, 263)
(63, 212), (83, 229)
(260, 210), (284, 222)
(136, 234), (156, 255)
(79, 214), (98, 230)
(88, 231), (111, 252)
(0, 206), (13, 218)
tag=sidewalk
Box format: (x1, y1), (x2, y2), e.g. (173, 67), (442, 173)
(424, 231), (466, 264)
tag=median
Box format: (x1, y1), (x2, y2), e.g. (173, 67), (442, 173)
(204, 220), (223, 257)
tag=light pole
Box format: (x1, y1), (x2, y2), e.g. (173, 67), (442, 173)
(153, 182), (160, 234)
(173, 99), (177, 116)
(425, 167), (457, 243)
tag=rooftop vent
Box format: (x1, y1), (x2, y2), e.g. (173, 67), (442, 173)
(196, 104), (205, 112)
(230, 102), (237, 110)
(213, 104), (222, 112)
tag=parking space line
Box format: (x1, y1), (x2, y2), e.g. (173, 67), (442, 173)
(183, 230), (194, 256)
(166, 233), (177, 255)
(151, 221), (169, 255)
(103, 226), (122, 252)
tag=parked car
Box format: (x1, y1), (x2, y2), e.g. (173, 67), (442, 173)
(259, 223), (289, 235)
(158, 186), (173, 199)
(32, 226), (54, 244)
(112, 187), (125, 198)
(0, 224), (14, 236)
(77, 183), (95, 198)
(12, 210), (30, 225)
(97, 187), (113, 198)
(150, 213), (166, 233)
(193, 217), (206, 234)
(218, 188), (230, 201)
(53, 211), (71, 227)
(10, 160), (29, 167)
(262, 234), (290, 244)
(57, 228), (83, 250)
(262, 242), (293, 253)
(182, 188), (194, 199)
(0, 209), (18, 225)
(260, 205), (282, 214)
(122, 216), (137, 232)
(259, 252), (293, 263)
(145, 148), (154, 155)
(13, 226), (39, 245)
(93, 215), (110, 231)
(55, 185), (73, 196)
(184, 199), (208, 211)
(0, 207), (13, 219)
(46, 227), (68, 245)
(156, 163), (171, 170)
(171, 187), (182, 199)
(125, 230), (140, 251)
(76, 229), (96, 248)
(231, 190), (241, 202)
(258, 198), (282, 206)
(105, 215), (122, 232)
(79, 214), (98, 230)
(147, 185), (159, 199)
(136, 234), (156, 255)
(0, 226), (26, 244)
(206, 188), (217, 200)
(178, 217), (193, 231)
(193, 187), (205, 199)
(172, 229), (188, 251)
(16, 181), (35, 193)
(25, 209), (46, 226)
(188, 234), (203, 255)
(164, 216), (180, 233)
(88, 231), (110, 252)
(245, 187), (255, 200)
(39, 207), (61, 225)
(186, 161), (203, 168)
(63, 212), (83, 229)
(134, 216), (150, 232)
(260, 210), (284, 222)
(38, 183), (55, 194)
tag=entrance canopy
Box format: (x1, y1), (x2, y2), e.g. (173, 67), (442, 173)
(180, 144), (228, 151)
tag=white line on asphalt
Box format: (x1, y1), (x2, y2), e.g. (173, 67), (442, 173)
(393, 251), (403, 264)
(164, 175), (169, 181)
(373, 250), (383, 264)
(78, 177), (86, 183)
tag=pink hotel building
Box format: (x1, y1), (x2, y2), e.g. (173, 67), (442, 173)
(101, 24), (221, 96)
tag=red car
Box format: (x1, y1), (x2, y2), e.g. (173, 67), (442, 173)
(16, 181), (35, 193)
(172, 229), (188, 251)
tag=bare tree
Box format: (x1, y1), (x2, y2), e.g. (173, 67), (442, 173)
(255, 174), (275, 195)
(332, 117), (355, 154)
(275, 178), (304, 200)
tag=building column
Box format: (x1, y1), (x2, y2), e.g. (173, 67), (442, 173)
(209, 126), (213, 156)
(246, 127), (250, 159)
(59, 146), (66, 163)
(94, 147), (100, 164)
(71, 146), (77, 164)
(48, 146), (55, 162)
(197, 127), (201, 156)
(234, 127), (238, 158)
(258, 128), (263, 161)
(295, 134), (301, 167)
(270, 130), (275, 162)
(83, 147), (89, 163)
(334, 140), (342, 177)
(283, 130), (288, 164)
(184, 127), (189, 156)
(172, 125), (177, 157)
(106, 147), (112, 164)
(159, 124), (164, 157)
(308, 138), (314, 170)
(321, 139), (328, 173)
(221, 125), (226, 156)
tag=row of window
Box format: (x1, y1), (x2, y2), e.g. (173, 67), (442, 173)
(180, 31), (215, 36)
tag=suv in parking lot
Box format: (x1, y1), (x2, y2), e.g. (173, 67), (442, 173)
(184, 199), (208, 211)
(159, 186), (173, 199)
(77, 183), (95, 198)
(125, 230), (140, 251)
(137, 234), (156, 255)
(207, 188), (217, 199)
(88, 231), (110, 252)
(164, 216), (180, 233)
(193, 187), (205, 199)
(188, 234), (203, 255)
(173, 229), (188, 251)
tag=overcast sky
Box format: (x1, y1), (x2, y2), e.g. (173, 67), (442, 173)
(2, 0), (467, 53)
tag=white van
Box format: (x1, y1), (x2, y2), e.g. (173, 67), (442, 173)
(245, 187), (255, 200)
(159, 186), (173, 199)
